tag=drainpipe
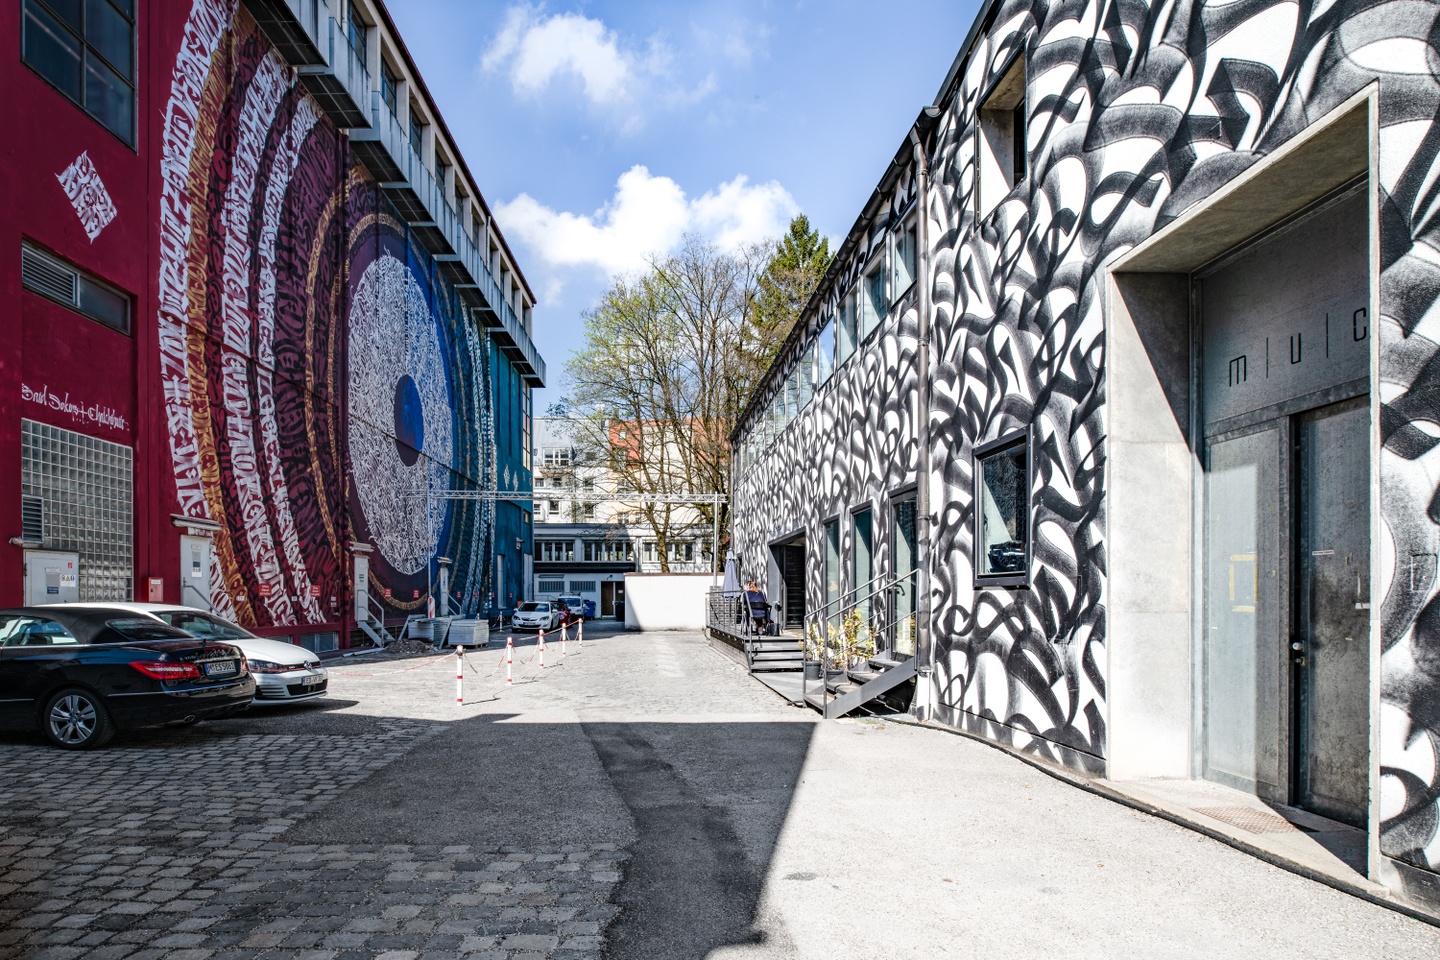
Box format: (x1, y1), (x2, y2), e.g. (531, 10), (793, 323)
(909, 111), (938, 722)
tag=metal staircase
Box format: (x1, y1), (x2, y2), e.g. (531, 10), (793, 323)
(801, 570), (918, 719)
(356, 591), (398, 648)
(746, 636), (804, 672)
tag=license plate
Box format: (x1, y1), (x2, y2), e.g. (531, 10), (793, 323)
(204, 660), (237, 677)
(302, 674), (323, 686)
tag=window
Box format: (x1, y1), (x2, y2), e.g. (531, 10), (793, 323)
(853, 507), (874, 624)
(582, 503), (596, 521)
(409, 105), (425, 163)
(22, 0), (135, 145)
(522, 386), (532, 470)
(974, 428), (1031, 585)
(823, 519), (840, 632)
(537, 540), (574, 563)
(837, 292), (857, 366)
(977, 53), (1027, 218)
(22, 242), (131, 334)
(380, 61), (399, 117)
(799, 344), (815, 409)
(861, 259), (887, 339)
(785, 369), (800, 421)
(346, 1), (367, 61)
(816, 319), (835, 386)
(893, 223), (917, 296)
(548, 500), (560, 512)
(542, 447), (573, 468)
(521, 509), (530, 526)
(670, 541), (694, 562)
(583, 540), (634, 562)
(0, 616), (78, 646)
(643, 541), (657, 563)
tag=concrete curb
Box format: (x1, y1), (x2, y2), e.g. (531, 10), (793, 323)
(880, 713), (1440, 930)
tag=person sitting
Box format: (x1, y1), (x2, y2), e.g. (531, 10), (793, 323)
(744, 580), (771, 636)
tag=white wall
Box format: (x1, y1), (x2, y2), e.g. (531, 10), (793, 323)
(623, 573), (714, 630)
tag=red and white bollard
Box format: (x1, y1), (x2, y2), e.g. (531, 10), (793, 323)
(506, 636), (514, 685)
(538, 630), (546, 670)
(578, 620), (584, 647)
(560, 621), (568, 658)
(455, 645), (464, 705)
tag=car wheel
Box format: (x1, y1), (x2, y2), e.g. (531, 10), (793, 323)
(42, 688), (115, 750)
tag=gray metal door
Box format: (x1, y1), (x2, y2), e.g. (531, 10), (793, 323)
(1294, 398), (1370, 827)
(23, 551), (80, 606)
(180, 536), (213, 611)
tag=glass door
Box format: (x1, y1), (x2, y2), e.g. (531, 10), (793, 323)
(824, 519), (840, 634)
(892, 498), (917, 656)
(1202, 425), (1287, 800)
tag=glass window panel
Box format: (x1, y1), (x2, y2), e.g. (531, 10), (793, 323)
(381, 62), (398, 116)
(85, 0), (131, 79)
(893, 225), (917, 294)
(837, 294), (857, 365)
(816, 319), (835, 385)
(799, 344), (815, 408)
(77, 276), (129, 333)
(853, 509), (873, 624)
(41, 0), (82, 30)
(785, 370), (800, 420)
(977, 439), (1029, 577)
(346, 1), (367, 59)
(824, 519), (840, 632)
(862, 263), (887, 338)
(23, 1), (83, 103)
(83, 50), (132, 143)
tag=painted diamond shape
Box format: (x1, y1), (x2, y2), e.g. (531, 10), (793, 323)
(57, 151), (118, 242)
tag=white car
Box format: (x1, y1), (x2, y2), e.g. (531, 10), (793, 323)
(512, 601), (561, 631)
(59, 603), (328, 704)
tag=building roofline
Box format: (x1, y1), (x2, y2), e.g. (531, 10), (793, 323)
(371, 0), (537, 306)
(729, 0), (1004, 446)
(729, 106), (941, 443)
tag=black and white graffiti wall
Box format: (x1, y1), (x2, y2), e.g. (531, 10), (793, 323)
(733, 0), (1440, 890)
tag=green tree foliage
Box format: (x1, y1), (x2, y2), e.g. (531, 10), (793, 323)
(743, 214), (832, 379)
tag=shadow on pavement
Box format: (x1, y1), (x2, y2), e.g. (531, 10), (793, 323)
(279, 710), (814, 958)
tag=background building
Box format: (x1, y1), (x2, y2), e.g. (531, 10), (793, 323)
(2, 0), (542, 650)
(728, 0), (1440, 915)
(532, 416), (711, 617)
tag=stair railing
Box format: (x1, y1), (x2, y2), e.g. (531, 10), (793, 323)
(802, 568), (918, 711)
(361, 590), (398, 647)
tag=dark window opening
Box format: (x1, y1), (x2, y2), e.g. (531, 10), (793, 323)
(21, 242), (132, 335)
(974, 428), (1031, 586)
(977, 52), (1027, 218)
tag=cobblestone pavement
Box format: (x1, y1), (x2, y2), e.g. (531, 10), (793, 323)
(4, 625), (1440, 959)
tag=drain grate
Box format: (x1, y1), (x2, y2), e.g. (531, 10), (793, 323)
(1192, 805), (1313, 834)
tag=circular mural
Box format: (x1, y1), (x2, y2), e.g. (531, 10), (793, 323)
(347, 254), (454, 574)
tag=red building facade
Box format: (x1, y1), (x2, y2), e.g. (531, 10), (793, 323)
(1, 0), (543, 650)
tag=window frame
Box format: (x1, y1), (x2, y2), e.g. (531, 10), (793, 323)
(972, 426), (1034, 588)
(975, 47), (1029, 221)
(21, 240), (133, 336)
(859, 252), (888, 342)
(21, 0), (137, 148)
(891, 215), (919, 303)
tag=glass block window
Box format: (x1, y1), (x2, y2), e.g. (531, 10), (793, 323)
(22, 0), (136, 146)
(21, 419), (133, 600)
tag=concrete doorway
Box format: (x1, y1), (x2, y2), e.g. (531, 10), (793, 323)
(768, 534), (806, 631)
(1197, 187), (1370, 825)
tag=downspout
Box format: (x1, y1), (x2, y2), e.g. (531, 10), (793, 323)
(909, 110), (939, 722)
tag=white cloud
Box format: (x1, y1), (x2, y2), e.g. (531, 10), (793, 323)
(496, 165), (799, 292)
(482, 6), (658, 107)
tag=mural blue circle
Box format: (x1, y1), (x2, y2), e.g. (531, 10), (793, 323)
(393, 373), (424, 466)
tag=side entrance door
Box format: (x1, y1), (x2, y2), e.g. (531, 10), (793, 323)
(180, 536), (213, 611)
(23, 550), (80, 606)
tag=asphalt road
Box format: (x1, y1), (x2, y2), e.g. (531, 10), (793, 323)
(1, 623), (1438, 959)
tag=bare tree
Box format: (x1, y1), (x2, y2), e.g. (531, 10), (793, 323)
(564, 236), (763, 572)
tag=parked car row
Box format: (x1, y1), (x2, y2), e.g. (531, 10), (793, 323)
(0, 602), (328, 750)
(510, 598), (584, 632)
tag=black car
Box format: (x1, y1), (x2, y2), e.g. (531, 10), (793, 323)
(0, 606), (255, 749)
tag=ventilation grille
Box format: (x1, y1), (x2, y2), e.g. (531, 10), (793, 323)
(21, 245), (78, 306)
(20, 496), (44, 543)
(537, 580), (565, 594)
(568, 580), (597, 593)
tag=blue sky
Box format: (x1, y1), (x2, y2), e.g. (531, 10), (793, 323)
(387, 1), (984, 410)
